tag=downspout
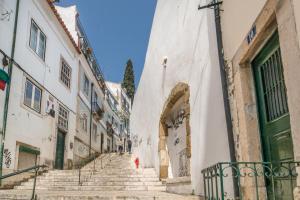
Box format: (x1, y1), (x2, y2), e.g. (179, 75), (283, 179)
(0, 0), (20, 183)
(89, 83), (94, 156)
(213, 0), (239, 197)
(111, 133), (114, 152)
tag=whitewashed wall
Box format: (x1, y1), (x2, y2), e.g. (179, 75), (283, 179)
(130, 0), (232, 195)
(0, 0), (16, 134)
(1, 0), (79, 171)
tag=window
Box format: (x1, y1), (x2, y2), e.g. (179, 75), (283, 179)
(29, 20), (46, 60)
(80, 113), (88, 132)
(83, 74), (89, 96)
(60, 60), (72, 88)
(24, 79), (42, 113)
(94, 92), (98, 103)
(93, 123), (97, 141)
(58, 105), (69, 130)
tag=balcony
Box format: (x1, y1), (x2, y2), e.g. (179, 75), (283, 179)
(77, 18), (106, 92)
(106, 121), (114, 136)
(92, 102), (104, 121)
(202, 161), (300, 200)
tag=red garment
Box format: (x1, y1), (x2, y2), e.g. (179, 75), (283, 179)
(0, 80), (6, 91)
(134, 157), (139, 169)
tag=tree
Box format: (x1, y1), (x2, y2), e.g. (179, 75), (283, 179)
(122, 59), (135, 101)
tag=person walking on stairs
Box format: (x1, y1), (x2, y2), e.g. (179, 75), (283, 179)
(127, 139), (132, 154)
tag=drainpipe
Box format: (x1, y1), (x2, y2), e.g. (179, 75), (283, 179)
(212, 0), (239, 197)
(0, 0), (20, 184)
(89, 83), (94, 156)
(111, 134), (114, 152)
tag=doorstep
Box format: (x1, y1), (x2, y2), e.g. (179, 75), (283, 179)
(166, 176), (192, 195)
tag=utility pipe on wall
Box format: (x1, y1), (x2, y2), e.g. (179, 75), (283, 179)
(0, 0), (20, 184)
(89, 83), (94, 156)
(212, 0), (239, 197)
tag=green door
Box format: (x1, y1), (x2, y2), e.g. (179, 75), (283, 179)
(252, 32), (295, 199)
(55, 130), (65, 169)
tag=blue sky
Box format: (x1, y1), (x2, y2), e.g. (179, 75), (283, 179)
(57, 0), (157, 87)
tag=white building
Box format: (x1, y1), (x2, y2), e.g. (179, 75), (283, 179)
(130, 0), (233, 195)
(0, 0), (80, 180)
(55, 5), (109, 165)
(106, 82), (131, 137)
(0, 1), (128, 186)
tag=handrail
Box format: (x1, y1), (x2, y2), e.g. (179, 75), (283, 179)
(0, 165), (47, 180)
(76, 152), (114, 186)
(75, 153), (98, 186)
(201, 161), (300, 200)
(0, 164), (48, 200)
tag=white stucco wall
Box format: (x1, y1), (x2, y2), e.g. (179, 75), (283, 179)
(221, 0), (267, 59)
(292, 0), (300, 50)
(55, 5), (78, 44)
(167, 120), (187, 179)
(1, 0), (79, 171)
(0, 0), (16, 133)
(130, 0), (232, 195)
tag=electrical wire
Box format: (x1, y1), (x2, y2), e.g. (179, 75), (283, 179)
(0, 48), (76, 114)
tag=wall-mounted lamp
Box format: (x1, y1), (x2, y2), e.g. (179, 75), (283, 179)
(2, 56), (8, 67)
(162, 56), (168, 68)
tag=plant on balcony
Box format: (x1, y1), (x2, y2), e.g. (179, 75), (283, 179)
(92, 102), (104, 121)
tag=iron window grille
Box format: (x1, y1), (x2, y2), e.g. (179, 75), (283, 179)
(60, 60), (72, 89)
(58, 105), (69, 131)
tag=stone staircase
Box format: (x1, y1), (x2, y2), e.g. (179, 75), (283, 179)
(0, 153), (201, 199)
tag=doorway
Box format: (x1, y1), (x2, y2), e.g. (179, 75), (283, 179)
(55, 130), (65, 169)
(158, 83), (191, 179)
(252, 31), (295, 199)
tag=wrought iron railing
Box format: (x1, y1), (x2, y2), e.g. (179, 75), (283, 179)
(76, 17), (106, 91)
(74, 152), (113, 186)
(92, 102), (104, 120)
(202, 161), (300, 200)
(0, 165), (48, 200)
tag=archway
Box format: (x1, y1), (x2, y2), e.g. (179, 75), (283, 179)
(159, 82), (191, 179)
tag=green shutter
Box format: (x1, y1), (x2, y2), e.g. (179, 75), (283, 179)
(19, 145), (40, 155)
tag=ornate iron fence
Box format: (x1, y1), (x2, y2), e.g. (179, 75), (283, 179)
(201, 161), (300, 200)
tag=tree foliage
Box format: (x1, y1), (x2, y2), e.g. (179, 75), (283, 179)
(122, 59), (135, 101)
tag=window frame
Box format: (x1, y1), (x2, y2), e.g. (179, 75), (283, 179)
(94, 92), (98, 103)
(93, 123), (97, 142)
(23, 79), (42, 113)
(60, 58), (72, 89)
(80, 113), (88, 133)
(29, 19), (46, 61)
(83, 74), (90, 97)
(58, 104), (69, 131)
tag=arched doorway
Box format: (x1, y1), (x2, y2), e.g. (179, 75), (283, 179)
(159, 82), (191, 179)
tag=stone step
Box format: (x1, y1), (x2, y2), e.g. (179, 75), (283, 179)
(34, 175), (158, 182)
(0, 191), (202, 200)
(47, 170), (156, 175)
(15, 185), (167, 191)
(82, 181), (163, 186)
(92, 172), (157, 176)
(2, 153), (175, 199)
(27, 177), (160, 183)
(22, 181), (162, 187)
